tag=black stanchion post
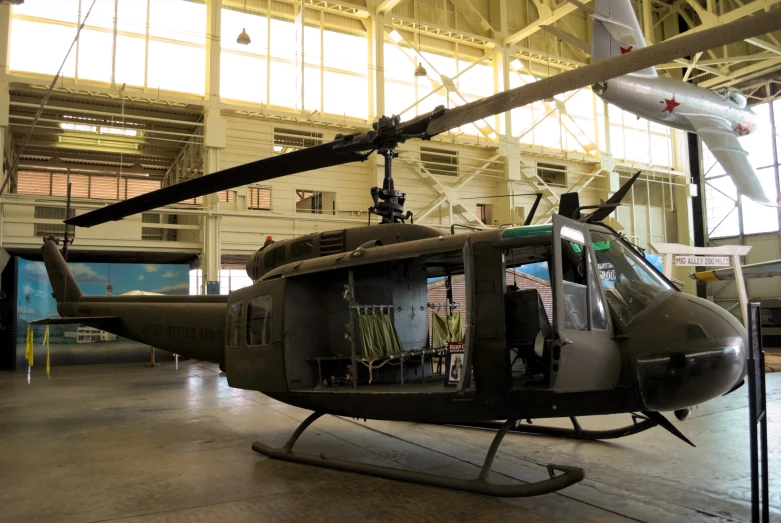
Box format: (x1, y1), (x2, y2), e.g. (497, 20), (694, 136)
(746, 301), (769, 523)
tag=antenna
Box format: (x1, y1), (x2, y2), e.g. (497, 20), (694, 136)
(63, 182), (72, 260)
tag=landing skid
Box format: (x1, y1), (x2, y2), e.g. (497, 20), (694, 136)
(252, 412), (585, 497)
(445, 413), (659, 442)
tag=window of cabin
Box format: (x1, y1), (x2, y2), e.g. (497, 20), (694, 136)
(248, 186), (271, 210)
(274, 246), (286, 267)
(420, 146), (458, 176)
(296, 190), (336, 215)
(273, 128), (323, 154)
(563, 237), (608, 331)
(246, 295), (273, 346)
(291, 238), (314, 258)
(476, 203), (493, 225)
(537, 162), (566, 187)
(264, 248), (276, 270)
(218, 190), (236, 203)
(227, 302), (243, 346)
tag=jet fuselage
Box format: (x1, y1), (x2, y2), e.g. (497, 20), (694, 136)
(596, 74), (757, 137)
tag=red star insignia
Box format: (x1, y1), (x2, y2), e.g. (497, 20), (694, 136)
(662, 95), (680, 114)
(620, 45), (633, 54)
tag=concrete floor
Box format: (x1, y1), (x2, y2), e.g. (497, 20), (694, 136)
(0, 362), (778, 523)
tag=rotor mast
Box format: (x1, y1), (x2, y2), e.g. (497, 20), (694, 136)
(370, 146), (412, 224)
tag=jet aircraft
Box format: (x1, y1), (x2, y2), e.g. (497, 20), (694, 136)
(580, 0), (775, 205)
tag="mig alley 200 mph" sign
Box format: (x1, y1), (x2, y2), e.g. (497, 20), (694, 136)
(674, 255), (730, 266)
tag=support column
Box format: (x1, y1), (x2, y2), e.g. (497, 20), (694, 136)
(495, 136), (522, 226)
(205, 0), (221, 104)
(203, 0), (224, 295)
(490, 0), (520, 226)
(202, 147), (222, 295)
(641, 0), (653, 44)
(0, 3), (12, 187)
(688, 132), (706, 298)
(371, 8), (386, 118)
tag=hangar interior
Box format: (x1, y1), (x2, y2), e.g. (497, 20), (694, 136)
(0, 0), (780, 521)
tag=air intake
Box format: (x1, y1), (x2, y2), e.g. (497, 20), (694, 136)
(319, 230), (345, 256)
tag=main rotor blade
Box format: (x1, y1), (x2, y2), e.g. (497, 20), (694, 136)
(425, 10), (781, 136)
(66, 142), (366, 227)
(586, 170), (641, 223)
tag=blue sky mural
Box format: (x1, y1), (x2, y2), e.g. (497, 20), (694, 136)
(18, 260), (190, 322)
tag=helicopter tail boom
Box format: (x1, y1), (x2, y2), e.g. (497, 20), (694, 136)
(42, 237), (83, 303)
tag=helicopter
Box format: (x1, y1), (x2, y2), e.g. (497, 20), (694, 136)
(32, 11), (780, 497)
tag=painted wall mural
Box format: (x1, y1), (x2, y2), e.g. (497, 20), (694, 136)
(16, 259), (190, 367)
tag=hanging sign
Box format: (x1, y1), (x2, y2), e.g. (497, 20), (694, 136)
(674, 255), (730, 267)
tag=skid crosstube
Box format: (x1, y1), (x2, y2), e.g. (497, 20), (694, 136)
(252, 412), (584, 497)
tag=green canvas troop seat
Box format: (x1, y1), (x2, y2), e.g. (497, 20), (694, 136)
(432, 312), (463, 349)
(358, 311), (403, 358)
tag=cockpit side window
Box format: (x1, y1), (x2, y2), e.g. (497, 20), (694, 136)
(227, 302), (242, 347)
(561, 240), (608, 331)
(590, 231), (673, 325)
(247, 295), (273, 346)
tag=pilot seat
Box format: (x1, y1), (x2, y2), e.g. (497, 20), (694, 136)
(504, 287), (551, 383)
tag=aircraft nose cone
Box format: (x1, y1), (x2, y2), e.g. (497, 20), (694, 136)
(623, 292), (747, 411)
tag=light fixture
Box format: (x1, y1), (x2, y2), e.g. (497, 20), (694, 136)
(237, 0), (251, 45)
(389, 30), (403, 43)
(509, 59), (523, 71)
(237, 28), (251, 45)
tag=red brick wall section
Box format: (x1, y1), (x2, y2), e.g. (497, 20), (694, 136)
(426, 271), (552, 343)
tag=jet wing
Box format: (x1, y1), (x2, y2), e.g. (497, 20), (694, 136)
(686, 114), (775, 206)
(692, 260), (781, 282)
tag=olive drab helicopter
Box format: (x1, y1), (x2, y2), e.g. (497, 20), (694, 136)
(33, 12), (779, 497)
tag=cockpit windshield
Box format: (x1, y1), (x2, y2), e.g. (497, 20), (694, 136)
(590, 231), (674, 325)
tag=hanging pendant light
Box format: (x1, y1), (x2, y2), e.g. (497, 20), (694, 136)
(237, 28), (251, 45)
(237, 0), (251, 45)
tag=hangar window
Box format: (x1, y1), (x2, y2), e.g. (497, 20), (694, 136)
(33, 206), (75, 238)
(15, 172), (161, 201)
(248, 187), (272, 210)
(705, 101), (780, 239)
(10, 0), (206, 94)
(219, 190), (236, 203)
(420, 147), (458, 176)
(537, 163), (566, 186)
(274, 128), (323, 154)
(125, 179), (164, 199)
(179, 196), (204, 205)
(247, 295), (273, 346)
(141, 213), (178, 242)
(476, 204), (493, 225)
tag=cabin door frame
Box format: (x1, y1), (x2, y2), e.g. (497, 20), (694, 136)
(551, 214), (620, 391)
(225, 278), (287, 392)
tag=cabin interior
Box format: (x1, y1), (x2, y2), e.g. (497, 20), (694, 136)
(280, 235), (592, 394)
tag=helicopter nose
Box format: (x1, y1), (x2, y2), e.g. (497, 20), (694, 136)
(624, 292), (747, 411)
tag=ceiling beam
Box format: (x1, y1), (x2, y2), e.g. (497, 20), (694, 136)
(377, 0), (405, 14)
(505, 0), (590, 46)
(699, 57), (781, 87)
